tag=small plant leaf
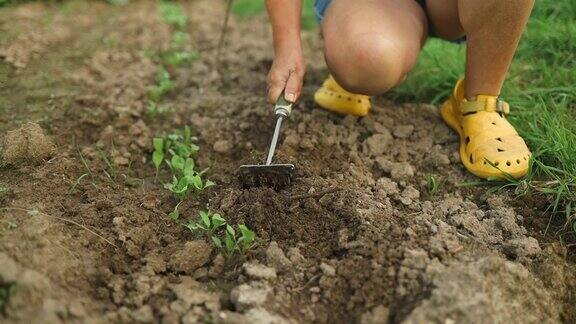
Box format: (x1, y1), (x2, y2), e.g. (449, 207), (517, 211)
(169, 202), (182, 220)
(224, 230), (236, 253)
(204, 179), (215, 189)
(211, 213), (226, 228)
(200, 210), (211, 228)
(226, 224), (235, 237)
(211, 235), (222, 249)
(171, 155), (185, 173)
(183, 158), (195, 177)
(152, 138), (165, 152)
(152, 150), (164, 170)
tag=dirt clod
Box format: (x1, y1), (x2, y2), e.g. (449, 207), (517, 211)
(230, 282), (272, 311)
(243, 262), (278, 281)
(169, 241), (212, 273)
(2, 122), (56, 165)
(266, 241), (293, 272)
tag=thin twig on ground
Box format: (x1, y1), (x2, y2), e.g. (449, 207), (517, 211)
(1, 207), (117, 248)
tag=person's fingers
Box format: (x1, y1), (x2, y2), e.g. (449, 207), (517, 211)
(267, 74), (286, 104)
(284, 70), (303, 103)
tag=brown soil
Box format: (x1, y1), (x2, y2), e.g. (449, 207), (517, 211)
(1, 1), (575, 323)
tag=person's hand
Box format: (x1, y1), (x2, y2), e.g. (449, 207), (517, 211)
(266, 44), (305, 104)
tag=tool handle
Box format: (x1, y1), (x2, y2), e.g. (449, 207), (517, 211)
(274, 91), (293, 118)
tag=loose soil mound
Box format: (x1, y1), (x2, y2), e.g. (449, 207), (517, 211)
(0, 1), (575, 323)
(1, 122), (56, 166)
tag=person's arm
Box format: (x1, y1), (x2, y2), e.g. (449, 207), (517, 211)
(265, 0), (305, 103)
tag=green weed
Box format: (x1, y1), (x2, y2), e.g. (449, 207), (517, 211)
(147, 102), (172, 118)
(147, 67), (173, 102)
(0, 221), (17, 236)
(171, 31), (188, 47)
(169, 201), (182, 220)
(185, 210), (226, 237)
(159, 1), (187, 29)
(160, 50), (200, 67)
(68, 173), (88, 195)
(426, 175), (441, 196)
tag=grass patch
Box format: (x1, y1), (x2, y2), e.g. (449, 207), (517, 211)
(393, 0), (576, 237)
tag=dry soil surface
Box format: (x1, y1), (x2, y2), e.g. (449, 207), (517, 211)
(0, 1), (575, 324)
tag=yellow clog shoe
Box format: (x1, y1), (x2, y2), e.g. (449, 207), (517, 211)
(440, 78), (531, 179)
(314, 75), (371, 117)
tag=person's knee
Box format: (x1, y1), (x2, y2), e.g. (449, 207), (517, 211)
(325, 34), (407, 95)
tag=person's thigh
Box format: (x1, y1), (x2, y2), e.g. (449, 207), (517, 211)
(425, 0), (465, 41)
(321, 0), (428, 95)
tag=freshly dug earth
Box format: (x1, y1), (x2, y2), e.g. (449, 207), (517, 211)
(0, 1), (575, 323)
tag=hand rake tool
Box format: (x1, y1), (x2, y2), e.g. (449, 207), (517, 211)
(239, 94), (295, 189)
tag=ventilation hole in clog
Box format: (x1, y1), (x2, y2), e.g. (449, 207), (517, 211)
(523, 156), (527, 160)
(491, 122), (497, 125)
(357, 100), (362, 103)
(497, 148), (504, 152)
(494, 161), (500, 166)
(348, 97), (352, 101)
(496, 137), (503, 142)
(483, 161), (487, 165)
(338, 95), (342, 98)
(516, 159), (521, 164)
(469, 154), (474, 164)
(465, 136), (470, 145)
(506, 161), (511, 166)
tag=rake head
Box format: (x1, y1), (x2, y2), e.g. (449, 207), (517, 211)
(239, 164), (295, 189)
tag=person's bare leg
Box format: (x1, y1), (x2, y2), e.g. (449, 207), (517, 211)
(321, 0), (428, 96)
(427, 0), (534, 99)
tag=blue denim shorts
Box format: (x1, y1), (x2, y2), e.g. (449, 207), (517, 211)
(315, 0), (427, 23)
(313, 0), (465, 42)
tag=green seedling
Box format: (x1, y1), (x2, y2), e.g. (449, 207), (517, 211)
(68, 173), (88, 195)
(0, 221), (17, 236)
(153, 127), (214, 199)
(171, 31), (188, 47)
(148, 68), (173, 102)
(164, 172), (215, 200)
(185, 210), (226, 237)
(152, 137), (165, 178)
(147, 102), (172, 118)
(426, 175), (441, 196)
(152, 127), (198, 173)
(184, 210), (256, 256)
(219, 224), (256, 256)
(159, 2), (188, 28)
(161, 50), (200, 67)
(169, 201), (182, 220)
